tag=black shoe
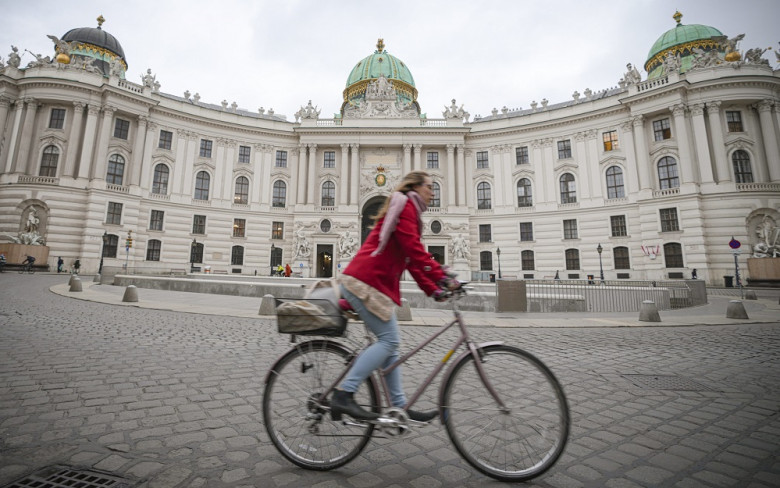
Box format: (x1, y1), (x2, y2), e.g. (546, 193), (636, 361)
(407, 409), (438, 422)
(331, 389), (379, 421)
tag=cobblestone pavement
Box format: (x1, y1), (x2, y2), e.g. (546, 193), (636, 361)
(1, 274), (779, 487)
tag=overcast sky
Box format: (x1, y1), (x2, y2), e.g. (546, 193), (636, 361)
(2, 0), (777, 120)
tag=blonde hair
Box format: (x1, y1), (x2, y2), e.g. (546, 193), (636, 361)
(372, 170), (431, 223)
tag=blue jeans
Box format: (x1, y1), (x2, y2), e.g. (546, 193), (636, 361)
(339, 286), (406, 408)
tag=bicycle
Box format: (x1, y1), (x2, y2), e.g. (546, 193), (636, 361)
(18, 262), (35, 274)
(263, 284), (570, 482)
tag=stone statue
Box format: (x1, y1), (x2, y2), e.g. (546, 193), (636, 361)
(4, 206), (45, 245)
(753, 215), (779, 258)
(295, 100), (320, 121)
(443, 99), (470, 121)
(662, 52), (680, 74)
(292, 224), (311, 259)
(46, 34), (73, 58)
(141, 68), (156, 88)
(451, 233), (471, 260)
(8, 46), (21, 68)
(776, 42), (780, 64)
(25, 51), (52, 68)
(108, 58), (124, 77)
(691, 47), (720, 68)
(714, 34), (745, 57)
(26, 207), (39, 234)
(744, 47), (770, 65)
(623, 63), (641, 84)
(338, 231), (358, 258)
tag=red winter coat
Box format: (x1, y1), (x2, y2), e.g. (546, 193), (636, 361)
(343, 199), (445, 305)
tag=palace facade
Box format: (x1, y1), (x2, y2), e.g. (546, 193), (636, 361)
(1, 13), (778, 285)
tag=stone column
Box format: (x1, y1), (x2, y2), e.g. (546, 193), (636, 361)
(350, 143), (359, 204)
(260, 144), (273, 205)
(446, 144), (456, 208)
(307, 143), (317, 204)
(689, 103), (714, 184)
(705, 101), (729, 182)
(297, 144), (308, 204)
(92, 105), (116, 180)
(670, 104), (694, 184)
(403, 144), (412, 176)
(530, 140), (546, 202)
(180, 131), (198, 196)
(0, 96), (10, 154)
(130, 115), (147, 186)
(632, 115), (652, 190)
(288, 146), (299, 206)
(63, 101), (85, 178)
(138, 120), (156, 190)
(413, 144), (422, 171)
(77, 105), (100, 179)
(3, 101), (24, 174)
(541, 139), (556, 203)
(18, 98), (40, 174)
(464, 149), (474, 206)
(214, 139), (229, 200)
(456, 144), (466, 206)
(490, 146), (504, 206)
(619, 121), (640, 195)
(757, 100), (780, 182)
(339, 143), (349, 205)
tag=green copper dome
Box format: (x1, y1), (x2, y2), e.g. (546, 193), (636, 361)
(645, 11), (724, 79)
(342, 39), (418, 110)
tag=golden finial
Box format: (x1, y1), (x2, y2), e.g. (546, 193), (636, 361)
(673, 11), (682, 25)
(97, 15), (105, 28)
(376, 38), (385, 53)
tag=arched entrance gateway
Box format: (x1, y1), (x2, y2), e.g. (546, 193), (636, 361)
(361, 196), (386, 244)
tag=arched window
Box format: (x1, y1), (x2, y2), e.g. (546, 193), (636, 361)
(321, 181), (335, 207)
(194, 171), (210, 200)
(565, 248), (580, 270)
(613, 246), (630, 269)
(560, 173), (577, 203)
(272, 180), (287, 208)
(430, 182), (441, 207)
(658, 156), (679, 189)
(106, 154), (125, 185)
(517, 178), (533, 207)
(146, 239), (161, 261)
(39, 145), (59, 177)
(606, 166), (625, 199)
(732, 150), (753, 183)
(152, 164), (169, 194)
(477, 182), (492, 209)
(234, 176), (249, 204)
(521, 250), (535, 270)
(663, 243), (684, 268)
(479, 250), (493, 271)
(231, 245), (244, 265)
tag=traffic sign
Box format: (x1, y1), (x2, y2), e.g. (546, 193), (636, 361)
(728, 237), (741, 249)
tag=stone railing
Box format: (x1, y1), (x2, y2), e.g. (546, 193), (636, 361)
(118, 79), (144, 94)
(737, 182), (780, 192)
(149, 192), (170, 200)
(426, 207), (443, 213)
(315, 206), (336, 213)
(604, 196), (628, 206)
(191, 198), (211, 206)
(106, 183), (129, 193)
(421, 119), (447, 127)
(653, 187), (680, 198)
(232, 202), (249, 209)
(17, 175), (58, 185)
(316, 119), (342, 126)
(637, 76), (669, 93)
(558, 202), (580, 210)
(515, 205), (535, 213)
(270, 205), (288, 212)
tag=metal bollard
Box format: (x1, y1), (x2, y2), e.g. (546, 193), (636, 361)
(69, 276), (82, 292)
(638, 300), (661, 322)
(397, 298), (412, 321)
(726, 300), (749, 319)
(258, 294), (276, 315)
(122, 285), (139, 303)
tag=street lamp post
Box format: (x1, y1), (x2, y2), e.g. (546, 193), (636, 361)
(597, 243), (604, 282)
(270, 243), (276, 276)
(496, 247), (502, 279)
(99, 231), (108, 275)
(190, 239), (197, 273)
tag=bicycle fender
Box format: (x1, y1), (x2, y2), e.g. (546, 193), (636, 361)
(263, 339), (353, 384)
(438, 341), (504, 408)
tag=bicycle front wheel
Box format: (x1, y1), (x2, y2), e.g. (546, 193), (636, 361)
(263, 340), (379, 470)
(441, 344), (569, 482)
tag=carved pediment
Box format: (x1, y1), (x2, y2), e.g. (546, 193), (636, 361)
(599, 155), (627, 167)
(725, 136), (754, 150)
(39, 133), (67, 147)
(554, 161), (579, 172)
(649, 143), (678, 158)
(153, 153), (175, 164)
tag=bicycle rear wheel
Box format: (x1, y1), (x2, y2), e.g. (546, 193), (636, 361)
(263, 339), (379, 470)
(441, 344), (569, 482)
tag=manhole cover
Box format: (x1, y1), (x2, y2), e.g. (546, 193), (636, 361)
(622, 374), (716, 391)
(4, 466), (132, 488)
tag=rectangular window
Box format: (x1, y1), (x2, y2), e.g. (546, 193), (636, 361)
(238, 145), (251, 163)
(272, 221), (284, 240)
(476, 151), (489, 169)
(427, 152), (439, 169)
(114, 118), (130, 139)
(146, 240), (161, 261)
(149, 210), (164, 231)
(614, 247), (630, 270)
(563, 219), (578, 239)
(199, 139), (213, 158)
(231, 246), (244, 266)
(479, 224), (492, 243)
(49, 108), (66, 129)
(106, 202), (123, 225)
(653, 118), (671, 141)
(515, 146), (529, 164)
(275, 150), (287, 168)
(660, 208), (679, 232)
(480, 251), (493, 271)
(602, 130), (619, 151)
(323, 151), (335, 168)
(233, 218), (246, 238)
(610, 215), (627, 237)
(726, 111), (743, 132)
(557, 139), (572, 159)
(158, 130), (173, 150)
(192, 215), (206, 234)
(521, 250), (535, 270)
(519, 222), (533, 242)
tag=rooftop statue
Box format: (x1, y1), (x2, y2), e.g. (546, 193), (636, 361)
(7, 46), (21, 68)
(443, 99), (470, 122)
(744, 47), (770, 65)
(623, 63), (641, 85)
(662, 52), (681, 74)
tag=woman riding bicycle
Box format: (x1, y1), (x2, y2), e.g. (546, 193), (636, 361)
(332, 170), (458, 423)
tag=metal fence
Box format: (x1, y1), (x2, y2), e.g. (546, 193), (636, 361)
(523, 279), (693, 313)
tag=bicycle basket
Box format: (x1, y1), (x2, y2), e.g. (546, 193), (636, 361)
(275, 298), (347, 337)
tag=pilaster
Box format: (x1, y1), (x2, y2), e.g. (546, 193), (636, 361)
(19, 98), (40, 174)
(690, 103), (714, 184)
(307, 143), (317, 204)
(756, 100), (780, 182)
(456, 144), (466, 206)
(63, 101), (85, 178)
(350, 143), (359, 204)
(705, 101), (729, 182)
(92, 105), (116, 180)
(446, 144), (456, 208)
(339, 143), (350, 205)
(77, 104), (100, 180)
